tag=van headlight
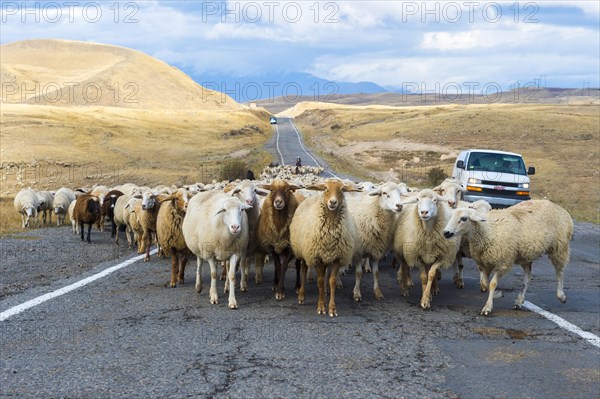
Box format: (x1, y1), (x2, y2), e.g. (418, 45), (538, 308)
(468, 178), (481, 184)
(519, 183), (530, 189)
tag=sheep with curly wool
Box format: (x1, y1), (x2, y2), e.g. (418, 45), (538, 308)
(156, 189), (192, 288)
(393, 189), (461, 309)
(256, 179), (302, 300)
(443, 200), (573, 315)
(290, 179), (360, 316)
(182, 191), (252, 309)
(348, 181), (408, 302)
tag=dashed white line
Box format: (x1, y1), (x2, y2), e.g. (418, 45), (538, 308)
(523, 301), (600, 349)
(275, 123), (285, 166)
(288, 118), (339, 179)
(0, 249), (158, 321)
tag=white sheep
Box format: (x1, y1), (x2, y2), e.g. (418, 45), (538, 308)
(36, 191), (54, 225)
(225, 180), (268, 291)
(182, 191), (252, 309)
(443, 200), (573, 315)
(393, 189), (461, 309)
(347, 181), (407, 302)
(68, 199), (78, 234)
(290, 179), (360, 317)
(14, 188), (40, 228)
(53, 187), (77, 226)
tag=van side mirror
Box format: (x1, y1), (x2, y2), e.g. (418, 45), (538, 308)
(456, 160), (465, 169)
(527, 166), (536, 175)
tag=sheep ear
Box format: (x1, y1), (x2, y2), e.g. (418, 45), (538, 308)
(342, 185), (362, 193)
(223, 184), (236, 193)
(133, 195), (142, 199)
(255, 188), (269, 196)
(305, 184), (326, 191)
(288, 185), (302, 192)
(368, 188), (382, 196)
(241, 203), (253, 211)
(468, 209), (487, 222)
(259, 184), (272, 192)
(401, 196), (418, 205)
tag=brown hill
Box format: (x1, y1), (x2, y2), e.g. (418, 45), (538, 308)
(1, 39), (241, 110)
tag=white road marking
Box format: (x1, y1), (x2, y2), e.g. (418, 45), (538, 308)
(523, 301), (600, 349)
(288, 118), (339, 179)
(0, 248), (158, 321)
(275, 124), (285, 166)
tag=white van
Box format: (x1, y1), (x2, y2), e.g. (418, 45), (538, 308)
(452, 149), (536, 207)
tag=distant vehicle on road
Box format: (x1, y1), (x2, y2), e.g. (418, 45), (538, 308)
(452, 149), (536, 207)
(269, 116), (277, 124)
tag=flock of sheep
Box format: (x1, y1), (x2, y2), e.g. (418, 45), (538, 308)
(13, 166), (574, 317)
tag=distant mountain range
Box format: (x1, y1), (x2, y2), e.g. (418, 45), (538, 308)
(181, 70), (389, 103)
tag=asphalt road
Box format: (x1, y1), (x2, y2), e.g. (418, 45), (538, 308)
(1, 122), (599, 398)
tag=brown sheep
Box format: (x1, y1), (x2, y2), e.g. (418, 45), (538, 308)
(138, 191), (169, 261)
(257, 180), (303, 300)
(73, 195), (101, 243)
(156, 189), (192, 287)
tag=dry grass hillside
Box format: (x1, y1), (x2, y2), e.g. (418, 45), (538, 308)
(1, 39), (239, 110)
(0, 39), (273, 203)
(293, 102), (600, 223)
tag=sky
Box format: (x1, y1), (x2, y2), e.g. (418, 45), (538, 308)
(1, 0), (599, 94)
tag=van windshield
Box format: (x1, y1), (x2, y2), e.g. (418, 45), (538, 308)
(467, 152), (527, 175)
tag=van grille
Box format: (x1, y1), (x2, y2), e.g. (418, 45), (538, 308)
(481, 180), (520, 188)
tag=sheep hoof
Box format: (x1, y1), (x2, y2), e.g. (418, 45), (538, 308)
(558, 295), (567, 303)
(336, 283), (343, 289)
(481, 310), (491, 316)
(420, 299), (431, 309)
(195, 285), (203, 294)
(298, 297), (305, 305)
(275, 292), (285, 300)
(228, 302), (238, 309)
(144, 257), (149, 262)
(317, 306), (326, 315)
(255, 278), (263, 284)
(329, 310), (338, 317)
(210, 297), (219, 305)
(240, 286), (248, 292)
(514, 304), (522, 310)
(353, 293), (362, 302)
(480, 287), (488, 293)
(169, 281), (176, 288)
(178, 278), (184, 285)
(374, 292), (384, 301)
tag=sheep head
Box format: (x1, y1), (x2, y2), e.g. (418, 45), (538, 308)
(368, 181), (404, 213)
(225, 180), (269, 207)
(86, 196), (100, 215)
(141, 191), (158, 211)
(432, 181), (466, 208)
(443, 208), (487, 239)
(307, 179), (361, 212)
(215, 198), (252, 235)
(260, 180), (301, 211)
(402, 189), (451, 222)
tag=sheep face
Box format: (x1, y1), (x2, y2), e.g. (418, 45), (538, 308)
(403, 189), (445, 222)
(261, 180), (300, 211)
(86, 197), (101, 215)
(141, 192), (157, 211)
(216, 198), (252, 235)
(368, 182), (404, 213)
(433, 181), (466, 208)
(227, 181), (268, 207)
(308, 179), (361, 211)
(443, 208), (487, 239)
(169, 189), (189, 213)
(54, 205), (65, 215)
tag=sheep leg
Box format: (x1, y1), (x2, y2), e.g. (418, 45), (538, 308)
(21, 213), (26, 229)
(272, 252), (282, 297)
(316, 264), (326, 315)
(227, 254), (239, 309)
(328, 262), (341, 317)
(224, 262), (230, 293)
(372, 259), (384, 300)
(219, 262), (227, 281)
(178, 255), (187, 285)
(143, 231), (151, 262)
(453, 255), (464, 289)
(550, 247), (569, 304)
(207, 257), (219, 304)
(86, 223), (92, 244)
(240, 257), (249, 292)
(421, 263), (442, 310)
(480, 269), (490, 292)
(399, 258), (413, 297)
(79, 222), (85, 241)
(169, 254), (178, 288)
(514, 262), (532, 309)
(297, 260), (307, 305)
(353, 259), (364, 302)
(364, 258), (372, 273)
(481, 270), (507, 316)
(195, 256), (203, 294)
(114, 223), (120, 244)
(255, 253), (264, 284)
(275, 250), (293, 300)
(294, 258), (301, 294)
